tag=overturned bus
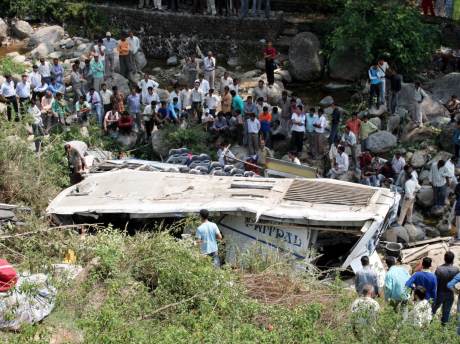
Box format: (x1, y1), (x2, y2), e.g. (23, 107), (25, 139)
(47, 170), (399, 271)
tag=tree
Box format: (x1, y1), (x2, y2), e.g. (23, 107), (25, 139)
(328, 0), (440, 76)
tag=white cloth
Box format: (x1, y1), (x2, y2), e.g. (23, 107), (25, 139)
(429, 162), (450, 187)
(100, 89), (113, 105)
(128, 36), (141, 54)
(138, 79), (159, 102)
(28, 72), (42, 89)
(191, 89), (204, 103)
(314, 115), (327, 134)
(404, 177), (421, 200)
(253, 86), (268, 101)
(198, 79), (210, 95)
(220, 76), (233, 94)
(203, 56), (216, 72)
(143, 91), (160, 107)
(38, 62), (51, 78)
(15, 81), (31, 98)
(93, 45), (106, 61)
(335, 152), (349, 173)
(391, 157), (406, 174)
(247, 118), (261, 134)
(205, 94), (220, 110)
(180, 89), (192, 109)
(414, 87), (427, 103)
(291, 113), (306, 132)
(0, 80), (16, 97)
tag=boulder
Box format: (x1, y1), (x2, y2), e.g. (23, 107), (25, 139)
(227, 57), (239, 67)
(12, 54), (26, 64)
(438, 123), (455, 153)
(424, 226), (440, 238)
(427, 151), (452, 166)
(398, 82), (446, 120)
(388, 224), (410, 243)
(400, 126), (437, 143)
(0, 18), (7, 40)
(151, 129), (169, 157)
(11, 20), (33, 39)
(166, 56), (178, 66)
(418, 170), (431, 184)
(369, 117), (381, 130)
(105, 73), (130, 96)
(288, 32), (323, 81)
(411, 150), (428, 168)
(135, 51), (147, 71)
(242, 70), (261, 79)
(116, 132), (138, 149)
(366, 131), (397, 153)
(274, 69), (292, 83)
(30, 43), (50, 59)
(368, 104), (388, 117)
(404, 224), (425, 242)
(29, 25), (64, 49)
(266, 82), (285, 105)
(387, 115), (401, 134)
(328, 48), (367, 81)
(48, 51), (63, 59)
(319, 96), (334, 107)
(416, 185), (434, 208)
(255, 60), (265, 70)
(431, 72), (460, 104)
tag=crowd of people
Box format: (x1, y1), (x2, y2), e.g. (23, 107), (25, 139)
(351, 252), (460, 335)
(138, 0), (272, 18)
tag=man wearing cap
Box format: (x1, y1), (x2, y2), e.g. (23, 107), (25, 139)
(29, 65), (42, 102)
(90, 54), (105, 91)
(103, 32), (117, 78)
(16, 74), (31, 116)
(0, 75), (18, 121)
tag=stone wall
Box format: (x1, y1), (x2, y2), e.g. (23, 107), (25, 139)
(89, 4), (283, 58)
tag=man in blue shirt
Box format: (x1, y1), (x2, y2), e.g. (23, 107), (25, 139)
(355, 255), (379, 296)
(195, 209), (222, 267)
(127, 88), (141, 129)
(405, 257), (437, 302)
(368, 63), (382, 109)
(384, 256), (410, 309)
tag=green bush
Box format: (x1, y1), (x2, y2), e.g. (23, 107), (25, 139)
(0, 57), (26, 76)
(328, 0), (440, 75)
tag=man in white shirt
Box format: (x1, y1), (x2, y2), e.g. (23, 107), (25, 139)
(143, 87), (160, 107)
(99, 83), (113, 115)
(93, 39), (106, 63)
(169, 84), (181, 110)
(180, 87), (192, 112)
(16, 74), (31, 115)
(191, 81), (204, 120)
(204, 88), (219, 116)
(391, 152), (406, 175)
(312, 108), (327, 158)
(0, 75), (18, 121)
(247, 112), (260, 155)
(328, 145), (349, 179)
(252, 80), (268, 102)
(128, 31), (141, 73)
(290, 106), (306, 154)
(229, 78), (240, 95)
(414, 81), (427, 128)
(398, 171), (421, 225)
(142, 100), (157, 138)
(341, 125), (358, 168)
(220, 71), (233, 96)
(203, 51), (216, 89)
(198, 74), (210, 95)
(103, 32), (118, 77)
(38, 57), (51, 84)
(429, 159), (450, 208)
(86, 88), (103, 125)
(29, 65), (42, 101)
(138, 73), (159, 104)
(377, 58), (389, 105)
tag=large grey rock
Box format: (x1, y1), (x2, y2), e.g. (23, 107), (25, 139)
(366, 131), (397, 153)
(400, 125), (437, 144)
(227, 57), (239, 67)
(411, 150), (428, 168)
(30, 43), (50, 59)
(328, 48), (367, 81)
(404, 224), (425, 242)
(116, 132), (138, 149)
(274, 69), (292, 83)
(398, 82), (446, 120)
(418, 170), (431, 184)
(288, 32), (323, 81)
(431, 72), (460, 104)
(439, 123), (455, 153)
(424, 226), (440, 238)
(368, 104), (388, 117)
(369, 117), (381, 130)
(135, 51), (147, 71)
(266, 82), (284, 104)
(29, 25), (64, 48)
(0, 18), (7, 40)
(416, 185), (434, 208)
(387, 115), (401, 134)
(389, 224), (410, 243)
(105, 73), (130, 97)
(48, 51), (63, 59)
(151, 129), (169, 157)
(166, 56), (178, 66)
(12, 20), (33, 39)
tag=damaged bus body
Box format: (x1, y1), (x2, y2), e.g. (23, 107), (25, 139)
(47, 170), (399, 271)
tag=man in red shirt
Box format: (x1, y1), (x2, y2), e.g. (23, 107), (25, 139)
(118, 111), (134, 134)
(0, 259), (18, 292)
(346, 112), (361, 139)
(263, 41), (277, 86)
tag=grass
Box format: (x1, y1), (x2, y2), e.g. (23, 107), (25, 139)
(0, 57), (26, 76)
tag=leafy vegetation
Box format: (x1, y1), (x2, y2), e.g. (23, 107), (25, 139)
(328, 0), (440, 75)
(0, 57), (26, 77)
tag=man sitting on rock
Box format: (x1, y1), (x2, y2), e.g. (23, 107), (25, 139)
(327, 145), (349, 179)
(446, 95), (460, 123)
(118, 111), (134, 135)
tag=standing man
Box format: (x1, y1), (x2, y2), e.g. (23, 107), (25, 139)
(38, 57), (52, 85)
(359, 115), (378, 152)
(103, 32), (117, 78)
(128, 31), (141, 74)
(354, 256), (380, 296)
(368, 63), (381, 109)
(195, 209), (222, 267)
(414, 82), (427, 128)
(127, 87), (142, 130)
(389, 68), (402, 114)
(263, 41), (277, 86)
(220, 71), (233, 96)
(0, 75), (18, 121)
(341, 125), (358, 168)
(305, 108), (318, 157)
(433, 251), (459, 325)
(290, 105), (306, 154)
(247, 112), (261, 155)
(29, 65), (42, 102)
(397, 170), (421, 225)
(50, 58), (64, 85)
(313, 108), (327, 158)
(328, 103), (341, 145)
(377, 58), (389, 106)
(191, 81), (204, 121)
(118, 34), (130, 79)
(100, 83), (113, 116)
(429, 159), (450, 208)
(203, 51), (216, 89)
(90, 54), (105, 91)
(138, 73), (159, 105)
(15, 74), (31, 116)
(384, 256), (411, 310)
(421, 0), (435, 15)
(405, 257), (438, 302)
(86, 88), (103, 126)
(221, 86), (232, 116)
